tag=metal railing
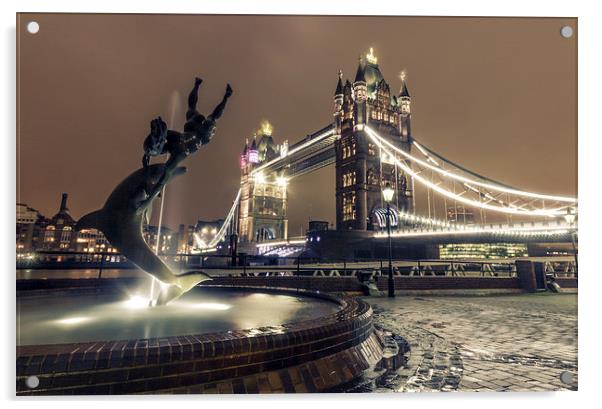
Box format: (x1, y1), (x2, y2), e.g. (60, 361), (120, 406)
(16, 251), (577, 280)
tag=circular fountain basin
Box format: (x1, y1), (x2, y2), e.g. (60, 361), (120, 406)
(17, 282), (383, 395)
(17, 287), (340, 346)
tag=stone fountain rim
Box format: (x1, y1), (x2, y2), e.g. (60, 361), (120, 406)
(17, 284), (372, 357)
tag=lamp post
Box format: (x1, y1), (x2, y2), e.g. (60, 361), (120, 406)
(563, 207), (578, 276)
(382, 183), (395, 298)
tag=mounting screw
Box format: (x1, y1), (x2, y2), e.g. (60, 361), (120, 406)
(25, 375), (40, 389)
(26, 21), (40, 34)
(559, 371), (574, 385)
(560, 26), (573, 39)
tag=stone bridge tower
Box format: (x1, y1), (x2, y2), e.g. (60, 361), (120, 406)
(237, 121), (289, 243)
(334, 49), (413, 231)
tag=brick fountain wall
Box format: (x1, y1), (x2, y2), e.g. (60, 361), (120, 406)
(17, 287), (383, 395)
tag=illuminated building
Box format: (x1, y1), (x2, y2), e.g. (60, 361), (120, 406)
(74, 228), (117, 254)
(17, 203), (39, 224)
(438, 243), (528, 259)
(193, 219), (224, 249)
(177, 223), (197, 254)
(143, 225), (176, 254)
(38, 193), (77, 251)
(334, 49), (413, 231)
(238, 121), (289, 243)
(16, 203), (40, 252)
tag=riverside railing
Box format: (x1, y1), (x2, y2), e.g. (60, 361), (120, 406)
(16, 251), (577, 280)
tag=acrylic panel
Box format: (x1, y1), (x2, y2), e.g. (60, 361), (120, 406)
(16, 14), (577, 395)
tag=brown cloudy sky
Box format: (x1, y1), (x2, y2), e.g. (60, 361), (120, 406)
(17, 14), (576, 232)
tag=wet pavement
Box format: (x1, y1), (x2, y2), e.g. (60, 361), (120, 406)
(364, 292), (578, 392)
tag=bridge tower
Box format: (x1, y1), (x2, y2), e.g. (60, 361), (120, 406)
(334, 49), (413, 231)
(237, 121), (289, 243)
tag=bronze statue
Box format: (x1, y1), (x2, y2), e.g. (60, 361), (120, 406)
(77, 77), (233, 306)
(76, 165), (212, 305)
(141, 78), (233, 206)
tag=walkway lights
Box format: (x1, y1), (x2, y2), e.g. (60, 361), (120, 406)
(563, 207), (578, 275)
(382, 183), (395, 298)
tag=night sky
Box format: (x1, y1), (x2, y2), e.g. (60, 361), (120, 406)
(17, 14), (577, 232)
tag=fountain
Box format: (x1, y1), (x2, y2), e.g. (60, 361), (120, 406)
(16, 78), (383, 394)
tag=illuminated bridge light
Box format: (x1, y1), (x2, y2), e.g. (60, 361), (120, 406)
(254, 172), (266, 184)
(365, 126), (577, 205)
(276, 176), (288, 187)
(373, 224), (572, 239)
(364, 126), (577, 217)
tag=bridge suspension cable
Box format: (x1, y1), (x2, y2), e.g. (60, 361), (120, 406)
(364, 126), (577, 217)
(194, 188), (241, 251)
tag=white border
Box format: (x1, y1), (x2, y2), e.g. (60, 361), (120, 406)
(3, 1), (601, 408)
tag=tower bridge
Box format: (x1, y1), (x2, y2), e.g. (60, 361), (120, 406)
(194, 49), (577, 259)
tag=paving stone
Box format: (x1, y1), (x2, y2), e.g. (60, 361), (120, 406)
(366, 293), (577, 392)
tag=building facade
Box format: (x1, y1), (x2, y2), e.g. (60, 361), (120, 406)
(16, 194), (196, 258)
(238, 121), (288, 243)
(74, 228), (117, 254)
(16, 203), (40, 253)
(38, 193), (78, 251)
(143, 225), (177, 254)
(334, 49), (413, 231)
(177, 223), (196, 254)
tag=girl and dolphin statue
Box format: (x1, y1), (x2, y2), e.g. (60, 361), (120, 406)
(77, 78), (233, 306)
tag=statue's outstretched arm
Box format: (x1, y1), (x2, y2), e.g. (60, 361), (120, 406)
(207, 84), (233, 121)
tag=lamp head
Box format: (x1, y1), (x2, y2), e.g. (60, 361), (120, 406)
(382, 183), (395, 203)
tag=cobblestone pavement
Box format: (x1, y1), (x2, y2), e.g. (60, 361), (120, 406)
(365, 292), (578, 392)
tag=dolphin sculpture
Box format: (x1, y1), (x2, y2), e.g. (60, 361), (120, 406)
(76, 164), (212, 306)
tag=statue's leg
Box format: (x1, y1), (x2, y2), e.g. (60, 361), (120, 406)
(186, 77), (203, 120)
(207, 84), (233, 121)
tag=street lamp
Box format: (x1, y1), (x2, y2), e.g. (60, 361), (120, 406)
(382, 183), (395, 297)
(563, 207), (578, 275)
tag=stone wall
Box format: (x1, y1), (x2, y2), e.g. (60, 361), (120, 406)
(555, 278), (578, 288)
(18, 273), (576, 296)
(210, 276), (365, 293)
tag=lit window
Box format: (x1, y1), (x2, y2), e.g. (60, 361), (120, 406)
(342, 192), (356, 221)
(343, 170), (356, 187)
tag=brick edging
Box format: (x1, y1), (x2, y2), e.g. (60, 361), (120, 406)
(17, 285), (378, 395)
